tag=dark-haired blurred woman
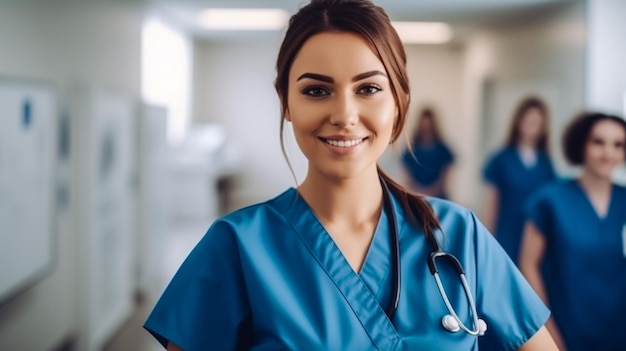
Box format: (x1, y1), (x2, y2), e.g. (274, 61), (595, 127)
(401, 107), (455, 198)
(520, 112), (626, 351)
(482, 97), (556, 264)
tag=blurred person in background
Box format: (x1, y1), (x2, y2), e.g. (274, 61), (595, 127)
(482, 96), (556, 264)
(520, 112), (626, 351)
(401, 106), (455, 199)
(143, 0), (558, 350)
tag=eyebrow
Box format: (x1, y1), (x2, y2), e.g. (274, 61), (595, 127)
(296, 70), (387, 83)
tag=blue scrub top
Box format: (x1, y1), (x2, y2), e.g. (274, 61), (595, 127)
(483, 147), (555, 263)
(525, 180), (626, 351)
(402, 141), (454, 195)
(145, 188), (549, 350)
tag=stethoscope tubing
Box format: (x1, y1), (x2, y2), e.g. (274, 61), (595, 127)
(380, 177), (484, 336)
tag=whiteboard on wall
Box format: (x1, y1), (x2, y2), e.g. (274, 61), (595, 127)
(0, 78), (55, 303)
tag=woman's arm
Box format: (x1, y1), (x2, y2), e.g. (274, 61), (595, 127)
(517, 326), (559, 350)
(433, 165), (452, 198)
(519, 222), (566, 350)
(482, 184), (499, 234)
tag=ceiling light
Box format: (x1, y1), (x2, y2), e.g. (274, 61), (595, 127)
(197, 8), (289, 31)
(392, 22), (453, 44)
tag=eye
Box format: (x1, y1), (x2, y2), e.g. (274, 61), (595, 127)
(357, 84), (382, 96)
(614, 141), (625, 149)
(302, 86), (330, 97)
(590, 138), (604, 146)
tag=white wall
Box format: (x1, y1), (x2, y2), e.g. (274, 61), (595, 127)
(0, 1), (143, 350)
(586, 0), (626, 115)
(193, 37), (308, 207)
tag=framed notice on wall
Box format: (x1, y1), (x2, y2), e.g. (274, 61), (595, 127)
(0, 77), (56, 303)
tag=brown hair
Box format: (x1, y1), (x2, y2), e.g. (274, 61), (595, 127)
(505, 96), (550, 153)
(562, 111), (626, 165)
(274, 0), (440, 241)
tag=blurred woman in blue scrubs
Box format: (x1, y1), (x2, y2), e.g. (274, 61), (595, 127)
(520, 112), (626, 351)
(144, 1), (557, 350)
(401, 107), (455, 199)
(482, 97), (556, 264)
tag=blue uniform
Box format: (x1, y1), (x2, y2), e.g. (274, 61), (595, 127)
(525, 180), (626, 351)
(145, 188), (549, 350)
(483, 147), (555, 263)
(402, 141), (454, 198)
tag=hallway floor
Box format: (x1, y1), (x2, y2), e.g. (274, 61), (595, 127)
(102, 220), (211, 351)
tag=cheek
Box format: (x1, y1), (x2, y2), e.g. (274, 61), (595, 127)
(616, 147), (626, 162)
(371, 101), (397, 130)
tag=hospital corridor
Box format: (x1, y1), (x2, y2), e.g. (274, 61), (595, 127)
(1, 0), (625, 350)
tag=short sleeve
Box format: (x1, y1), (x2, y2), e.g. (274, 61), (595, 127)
(143, 220), (251, 351)
(524, 187), (552, 236)
(401, 148), (415, 168)
(472, 212), (550, 351)
(482, 153), (502, 187)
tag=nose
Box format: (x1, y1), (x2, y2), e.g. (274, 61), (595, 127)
(329, 93), (358, 127)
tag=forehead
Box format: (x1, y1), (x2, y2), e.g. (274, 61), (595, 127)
(289, 31), (385, 80)
(589, 119), (626, 139)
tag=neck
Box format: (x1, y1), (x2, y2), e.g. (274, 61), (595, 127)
(298, 169), (383, 226)
(419, 134), (436, 145)
(518, 138), (538, 150)
(578, 169), (612, 194)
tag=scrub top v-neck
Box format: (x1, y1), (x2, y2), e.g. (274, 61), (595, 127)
(525, 180), (626, 351)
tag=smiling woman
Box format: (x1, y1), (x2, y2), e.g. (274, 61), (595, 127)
(520, 112), (626, 351)
(143, 1), (559, 350)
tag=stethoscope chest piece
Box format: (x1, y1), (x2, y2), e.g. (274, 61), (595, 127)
(442, 314), (461, 333)
(442, 314), (487, 336)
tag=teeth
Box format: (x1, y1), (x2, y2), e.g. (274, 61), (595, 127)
(325, 138), (364, 147)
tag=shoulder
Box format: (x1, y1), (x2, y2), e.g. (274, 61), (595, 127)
(206, 188), (297, 240)
(534, 179), (574, 199)
(525, 179), (574, 212)
(426, 196), (473, 219)
(484, 147), (511, 168)
(491, 147), (512, 160)
(424, 197), (482, 240)
(613, 183), (626, 195)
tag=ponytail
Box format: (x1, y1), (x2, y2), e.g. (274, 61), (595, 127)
(377, 166), (440, 248)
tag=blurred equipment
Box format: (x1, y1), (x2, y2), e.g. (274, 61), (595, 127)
(168, 123), (242, 222)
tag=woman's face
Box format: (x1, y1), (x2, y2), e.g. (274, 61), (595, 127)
(419, 115), (435, 137)
(286, 31), (396, 180)
(518, 107), (545, 143)
(583, 119), (626, 178)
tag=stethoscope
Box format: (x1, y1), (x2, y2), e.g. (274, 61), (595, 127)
(380, 178), (487, 336)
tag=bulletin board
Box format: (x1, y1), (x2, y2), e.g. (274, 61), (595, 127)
(0, 78), (56, 303)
